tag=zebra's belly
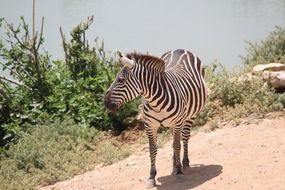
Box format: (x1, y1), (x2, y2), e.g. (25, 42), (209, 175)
(143, 108), (190, 128)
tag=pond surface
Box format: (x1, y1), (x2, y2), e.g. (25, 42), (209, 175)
(0, 0), (285, 71)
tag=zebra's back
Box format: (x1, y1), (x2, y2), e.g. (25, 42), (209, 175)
(160, 49), (203, 77)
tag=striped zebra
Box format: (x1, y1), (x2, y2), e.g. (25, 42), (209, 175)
(104, 49), (207, 187)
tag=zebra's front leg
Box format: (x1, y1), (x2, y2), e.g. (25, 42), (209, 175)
(145, 124), (158, 188)
(172, 127), (183, 175)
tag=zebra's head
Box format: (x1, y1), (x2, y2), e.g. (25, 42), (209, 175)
(104, 51), (141, 112)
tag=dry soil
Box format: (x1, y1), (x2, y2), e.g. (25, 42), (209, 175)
(41, 112), (285, 190)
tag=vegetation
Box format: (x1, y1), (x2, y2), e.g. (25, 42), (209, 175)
(194, 61), (284, 127)
(0, 16), (139, 146)
(194, 26), (285, 127)
(0, 15), (138, 190)
(241, 26), (285, 67)
(0, 10), (284, 190)
(0, 119), (130, 190)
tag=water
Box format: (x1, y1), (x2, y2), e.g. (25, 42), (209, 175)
(0, 0), (285, 72)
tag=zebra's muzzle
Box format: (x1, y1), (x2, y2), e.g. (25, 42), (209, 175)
(105, 102), (119, 113)
(104, 96), (119, 113)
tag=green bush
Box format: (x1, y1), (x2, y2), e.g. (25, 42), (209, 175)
(194, 27), (285, 127)
(0, 16), (139, 145)
(46, 21), (140, 130)
(194, 61), (284, 126)
(241, 26), (285, 66)
(0, 119), (130, 190)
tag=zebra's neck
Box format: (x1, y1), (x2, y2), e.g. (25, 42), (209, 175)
(140, 71), (168, 112)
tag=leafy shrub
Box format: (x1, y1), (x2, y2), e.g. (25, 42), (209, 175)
(195, 27), (285, 127)
(45, 60), (113, 129)
(0, 16), (140, 145)
(0, 119), (130, 190)
(0, 18), (51, 124)
(280, 93), (285, 107)
(195, 61), (284, 126)
(47, 17), (140, 130)
(241, 26), (285, 66)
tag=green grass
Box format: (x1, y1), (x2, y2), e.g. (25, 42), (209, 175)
(0, 119), (130, 190)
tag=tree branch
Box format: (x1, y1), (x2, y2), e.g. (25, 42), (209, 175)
(60, 27), (69, 68)
(36, 17), (44, 51)
(0, 62), (23, 79)
(33, 0), (36, 37)
(0, 76), (22, 86)
(4, 20), (32, 51)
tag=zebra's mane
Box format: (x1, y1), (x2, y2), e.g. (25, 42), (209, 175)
(126, 52), (165, 72)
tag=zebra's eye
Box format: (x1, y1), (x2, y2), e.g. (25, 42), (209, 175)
(117, 76), (125, 83)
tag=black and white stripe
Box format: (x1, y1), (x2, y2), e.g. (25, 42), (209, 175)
(104, 49), (207, 187)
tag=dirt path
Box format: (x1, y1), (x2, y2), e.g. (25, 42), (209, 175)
(41, 113), (285, 190)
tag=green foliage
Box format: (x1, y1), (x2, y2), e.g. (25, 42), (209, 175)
(45, 60), (113, 129)
(0, 16), (52, 145)
(0, 16), (139, 145)
(194, 61), (284, 126)
(195, 27), (285, 127)
(47, 16), (139, 130)
(61, 16), (109, 80)
(241, 26), (285, 66)
(280, 93), (285, 107)
(0, 17), (51, 101)
(0, 119), (130, 190)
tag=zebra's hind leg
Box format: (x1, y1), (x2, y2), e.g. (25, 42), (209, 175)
(182, 119), (194, 169)
(172, 127), (183, 175)
(145, 124), (158, 188)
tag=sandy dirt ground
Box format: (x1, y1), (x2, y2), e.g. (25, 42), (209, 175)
(41, 112), (285, 190)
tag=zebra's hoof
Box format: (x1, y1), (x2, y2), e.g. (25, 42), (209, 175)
(146, 179), (156, 189)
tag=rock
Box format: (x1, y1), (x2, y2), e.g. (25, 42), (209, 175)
(126, 161), (137, 167)
(253, 63), (285, 73)
(268, 71), (285, 88)
(252, 63), (285, 90)
(262, 70), (285, 88)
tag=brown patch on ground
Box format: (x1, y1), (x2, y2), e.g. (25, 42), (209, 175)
(116, 124), (145, 143)
(40, 112), (285, 190)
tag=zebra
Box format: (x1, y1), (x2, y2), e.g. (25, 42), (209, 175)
(104, 49), (207, 188)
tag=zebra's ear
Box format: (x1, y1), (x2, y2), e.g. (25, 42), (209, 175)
(116, 50), (134, 68)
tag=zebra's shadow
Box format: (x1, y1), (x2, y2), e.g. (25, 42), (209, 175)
(156, 164), (223, 190)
